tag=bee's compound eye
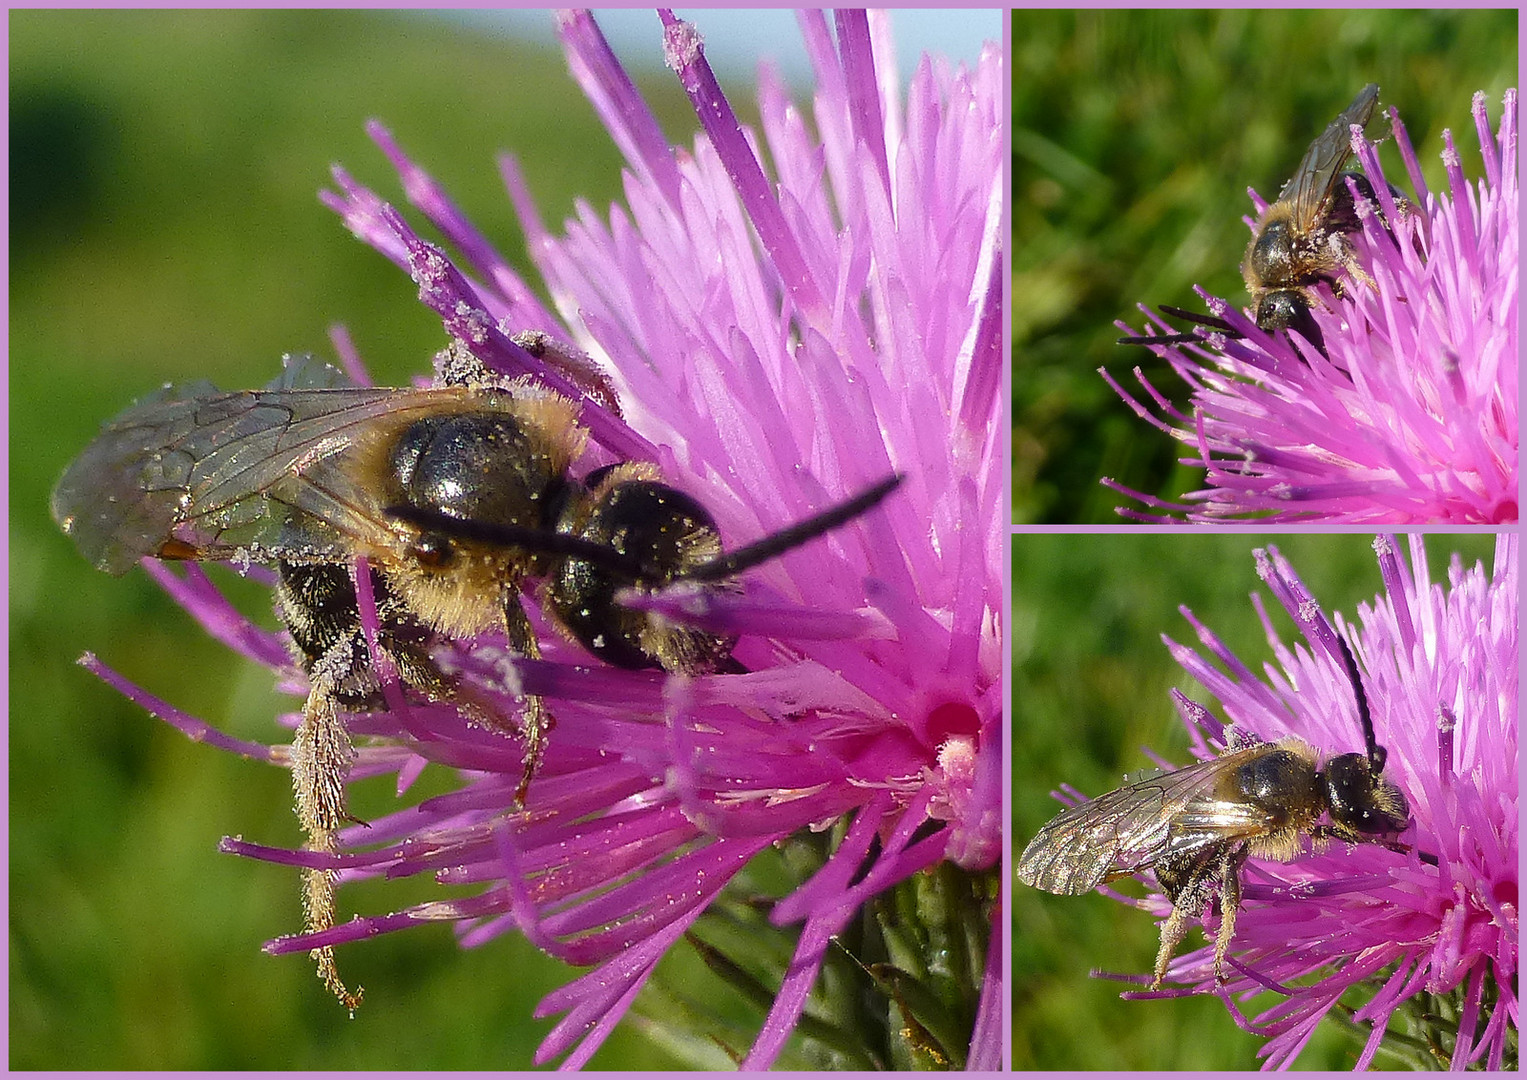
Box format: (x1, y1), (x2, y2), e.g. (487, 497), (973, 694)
(410, 531), (455, 570)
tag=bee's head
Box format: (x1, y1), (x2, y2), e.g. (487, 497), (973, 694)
(1254, 289), (1326, 354)
(545, 468), (902, 674)
(544, 467), (736, 673)
(1323, 751), (1410, 835)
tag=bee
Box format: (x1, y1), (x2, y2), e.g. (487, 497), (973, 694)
(51, 346), (902, 1011)
(1120, 84), (1405, 354)
(1016, 633), (1411, 990)
(1241, 83), (1396, 348)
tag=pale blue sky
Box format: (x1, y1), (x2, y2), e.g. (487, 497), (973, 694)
(431, 9), (1001, 87)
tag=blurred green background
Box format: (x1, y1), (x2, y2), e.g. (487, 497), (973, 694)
(1010, 533), (1500, 1069)
(13, 8), (995, 1069)
(1011, 9), (1519, 523)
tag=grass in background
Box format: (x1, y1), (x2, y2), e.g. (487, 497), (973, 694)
(10, 10), (752, 1070)
(1011, 9), (1519, 523)
(1010, 533), (1500, 1069)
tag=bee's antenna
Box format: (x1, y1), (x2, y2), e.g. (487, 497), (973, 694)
(1116, 330), (1204, 347)
(1117, 305), (1243, 347)
(386, 472), (904, 585)
(1158, 305), (1241, 335)
(1332, 632), (1382, 771)
(681, 474), (903, 584)
(382, 505), (644, 576)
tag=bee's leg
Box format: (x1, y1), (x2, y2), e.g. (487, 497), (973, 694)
(1151, 846), (1217, 989)
(291, 668), (363, 1014)
(1336, 259), (1378, 295)
(1310, 822), (1412, 857)
(1210, 846), (1246, 985)
(1332, 226), (1379, 297)
(501, 592), (552, 808)
(276, 562), (369, 1011)
(508, 329), (621, 416)
(1151, 900), (1195, 991)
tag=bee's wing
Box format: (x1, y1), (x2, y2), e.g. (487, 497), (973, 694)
(52, 378), (477, 574)
(1276, 83), (1380, 231)
(1017, 746), (1272, 896)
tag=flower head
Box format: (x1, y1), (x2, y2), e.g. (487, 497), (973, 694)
(1105, 88), (1518, 523)
(85, 10), (1002, 1069)
(1114, 536), (1517, 1069)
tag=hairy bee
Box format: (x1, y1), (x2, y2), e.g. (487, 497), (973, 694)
(1016, 634), (1410, 990)
(1241, 83), (1397, 346)
(1120, 84), (1405, 354)
(51, 346), (902, 1010)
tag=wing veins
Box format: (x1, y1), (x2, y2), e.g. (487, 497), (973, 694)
(1281, 84), (1379, 230)
(56, 383), (483, 571)
(1017, 746), (1267, 895)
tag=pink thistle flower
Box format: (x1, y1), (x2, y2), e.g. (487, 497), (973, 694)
(1105, 88), (1518, 523)
(1098, 536), (1517, 1069)
(81, 9), (1002, 1069)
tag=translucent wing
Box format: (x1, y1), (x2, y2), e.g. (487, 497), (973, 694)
(51, 357), (482, 574)
(1277, 83), (1379, 232)
(1017, 745), (1275, 895)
